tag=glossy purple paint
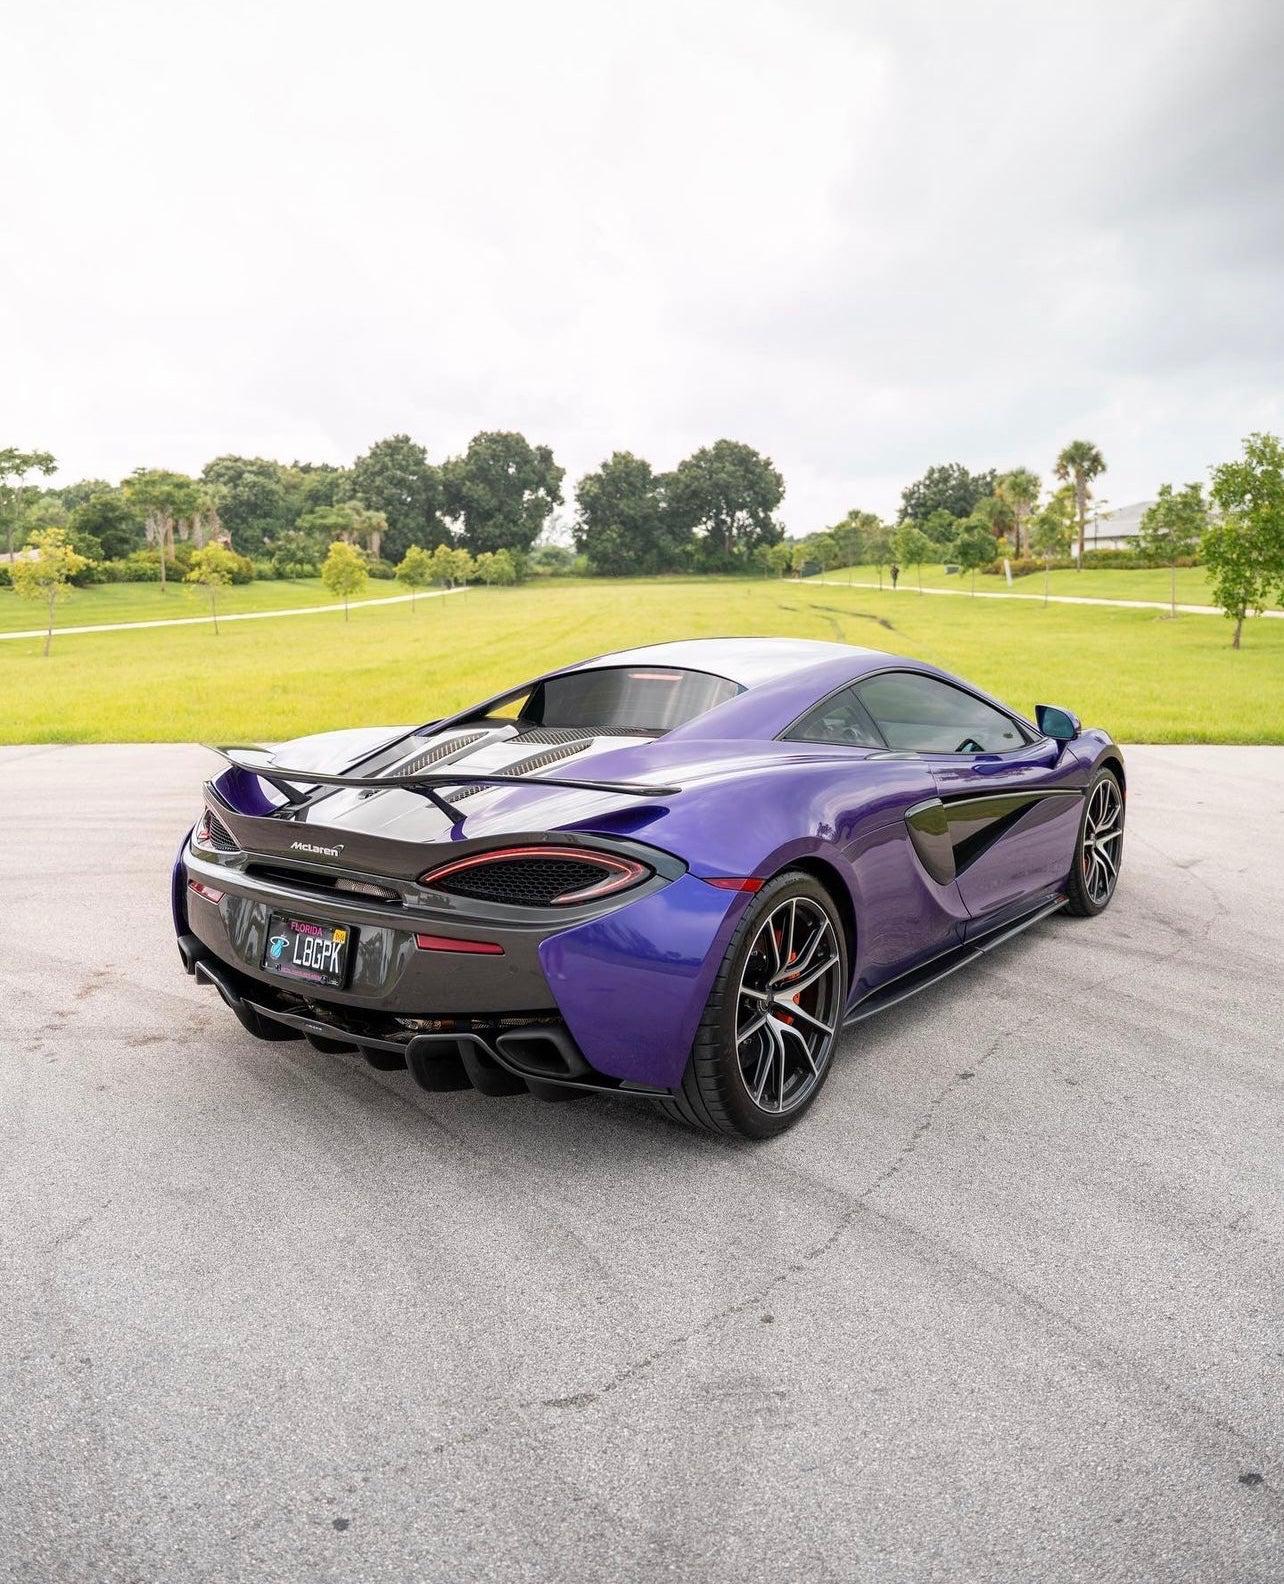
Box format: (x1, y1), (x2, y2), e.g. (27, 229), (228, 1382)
(540, 874), (746, 1088)
(178, 639), (1124, 1091)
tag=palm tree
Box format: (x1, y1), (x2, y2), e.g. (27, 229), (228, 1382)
(1054, 441), (1106, 567)
(996, 468), (1041, 558)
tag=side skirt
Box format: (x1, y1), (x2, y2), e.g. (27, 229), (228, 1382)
(844, 894), (1067, 1026)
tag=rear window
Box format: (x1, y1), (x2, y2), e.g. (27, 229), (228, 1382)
(522, 666), (740, 733)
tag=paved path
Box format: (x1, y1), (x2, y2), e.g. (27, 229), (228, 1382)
(0, 584), (464, 642)
(808, 575), (1284, 618)
(2, 745), (1282, 1583)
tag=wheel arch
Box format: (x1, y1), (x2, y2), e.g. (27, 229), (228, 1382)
(777, 854), (858, 995)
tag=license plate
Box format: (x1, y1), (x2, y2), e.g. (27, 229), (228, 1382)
(262, 913), (352, 989)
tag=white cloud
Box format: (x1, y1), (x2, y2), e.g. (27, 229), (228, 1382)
(2, 0), (1280, 528)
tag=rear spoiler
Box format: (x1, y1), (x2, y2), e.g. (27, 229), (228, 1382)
(206, 745), (682, 819)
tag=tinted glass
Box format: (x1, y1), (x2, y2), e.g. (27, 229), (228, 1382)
(785, 686), (883, 747)
(524, 667), (740, 733)
(857, 672), (1027, 753)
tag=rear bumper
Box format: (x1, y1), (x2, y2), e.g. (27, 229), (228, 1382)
(177, 849), (748, 1093)
(177, 931), (671, 1099)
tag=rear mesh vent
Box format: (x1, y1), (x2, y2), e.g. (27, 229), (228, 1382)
(517, 725), (654, 742)
(388, 730), (488, 779)
(449, 739), (591, 803)
(203, 812), (240, 853)
(429, 855), (615, 906)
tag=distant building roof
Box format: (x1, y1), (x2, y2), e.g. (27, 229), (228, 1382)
(1088, 501), (1153, 545)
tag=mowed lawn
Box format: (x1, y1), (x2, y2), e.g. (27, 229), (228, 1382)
(2, 577), (1282, 745)
(822, 561), (1284, 608)
(0, 576), (388, 633)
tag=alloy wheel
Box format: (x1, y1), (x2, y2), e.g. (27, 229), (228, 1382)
(734, 895), (844, 1115)
(1082, 776), (1124, 906)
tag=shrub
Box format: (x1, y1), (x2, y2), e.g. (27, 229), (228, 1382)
(0, 564), (11, 589)
(366, 556), (396, 580)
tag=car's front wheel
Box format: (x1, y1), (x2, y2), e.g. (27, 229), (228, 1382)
(660, 871), (848, 1138)
(1064, 766), (1125, 916)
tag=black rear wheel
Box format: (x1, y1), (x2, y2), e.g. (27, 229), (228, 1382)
(660, 872), (848, 1138)
(1064, 767), (1124, 916)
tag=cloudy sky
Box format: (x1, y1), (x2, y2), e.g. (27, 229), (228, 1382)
(4, 0), (1281, 532)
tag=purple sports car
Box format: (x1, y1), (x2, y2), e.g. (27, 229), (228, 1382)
(174, 637), (1124, 1137)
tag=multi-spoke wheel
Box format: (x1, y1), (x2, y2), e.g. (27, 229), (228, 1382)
(1065, 767), (1125, 916)
(659, 872), (848, 1138)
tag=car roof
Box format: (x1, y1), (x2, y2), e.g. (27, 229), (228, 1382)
(568, 637), (887, 689)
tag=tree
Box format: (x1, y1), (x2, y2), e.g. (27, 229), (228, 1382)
(344, 500), (388, 560)
(123, 469), (205, 592)
(1054, 440), (1107, 566)
(185, 543), (239, 635)
(1028, 492), (1075, 605)
(69, 489), (145, 560)
(10, 526), (88, 656)
(573, 452), (678, 575)
(952, 518), (997, 594)
(665, 440), (785, 567)
(996, 468), (1041, 558)
(810, 532), (839, 575)
(270, 528), (323, 579)
(1200, 516), (1272, 650)
(920, 507), (958, 548)
(898, 463), (997, 525)
(442, 431), (564, 558)
(1207, 432), (1284, 648)
(892, 523), (933, 591)
(396, 545), (434, 610)
(829, 513), (864, 579)
(49, 477), (112, 511)
(1, 448), (57, 560)
(320, 540), (368, 619)
(1137, 482), (1208, 617)
(286, 461), (353, 516)
(863, 520), (893, 589)
(472, 548), (518, 585)
(350, 435), (445, 562)
(201, 456), (292, 555)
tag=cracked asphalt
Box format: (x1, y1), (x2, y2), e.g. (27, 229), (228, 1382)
(2, 744), (1282, 1583)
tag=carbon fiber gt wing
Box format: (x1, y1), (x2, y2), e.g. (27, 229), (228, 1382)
(206, 745), (682, 810)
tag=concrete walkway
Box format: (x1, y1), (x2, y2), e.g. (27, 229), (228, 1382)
(0, 584), (465, 642)
(807, 576), (1284, 618)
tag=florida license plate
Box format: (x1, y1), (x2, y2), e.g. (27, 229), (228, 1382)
(262, 914), (352, 988)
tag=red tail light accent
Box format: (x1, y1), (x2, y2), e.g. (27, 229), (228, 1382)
(414, 933), (505, 955)
(188, 879), (225, 903)
(419, 845), (650, 906)
(703, 876), (764, 892)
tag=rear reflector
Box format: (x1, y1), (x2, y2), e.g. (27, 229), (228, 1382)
(188, 879), (226, 903)
(703, 876), (764, 892)
(414, 933), (505, 955)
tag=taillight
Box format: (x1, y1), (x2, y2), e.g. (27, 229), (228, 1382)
(196, 809), (212, 844)
(188, 879), (225, 903)
(419, 845), (651, 907)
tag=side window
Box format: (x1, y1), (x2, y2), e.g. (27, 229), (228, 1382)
(857, 673), (1027, 754)
(785, 686), (884, 747)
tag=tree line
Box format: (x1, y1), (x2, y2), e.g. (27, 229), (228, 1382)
(4, 430), (1283, 648)
(0, 432), (786, 584)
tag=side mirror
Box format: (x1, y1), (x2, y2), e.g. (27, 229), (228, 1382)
(1036, 704), (1081, 742)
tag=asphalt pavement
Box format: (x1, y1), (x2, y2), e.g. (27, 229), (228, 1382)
(2, 744), (1282, 1583)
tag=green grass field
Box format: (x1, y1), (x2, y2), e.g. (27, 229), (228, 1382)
(2, 576), (1282, 745)
(822, 562), (1284, 608)
(0, 576), (396, 633)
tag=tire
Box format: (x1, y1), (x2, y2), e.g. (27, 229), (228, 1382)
(659, 871), (849, 1139)
(1064, 766), (1124, 917)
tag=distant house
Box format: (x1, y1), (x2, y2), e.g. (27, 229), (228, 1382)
(1083, 501), (1154, 551)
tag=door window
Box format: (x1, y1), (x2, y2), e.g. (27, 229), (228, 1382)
(857, 672), (1028, 754)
